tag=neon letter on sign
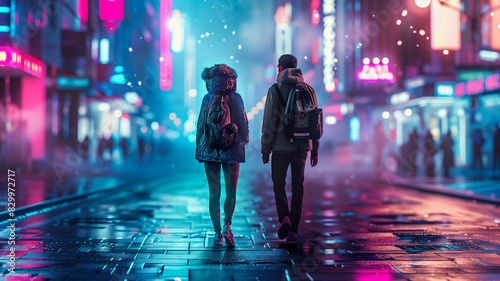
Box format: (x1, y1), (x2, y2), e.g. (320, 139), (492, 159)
(323, 0), (336, 92)
(160, 0), (173, 91)
(356, 58), (395, 83)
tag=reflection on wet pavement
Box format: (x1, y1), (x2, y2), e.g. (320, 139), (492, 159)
(2, 171), (500, 280)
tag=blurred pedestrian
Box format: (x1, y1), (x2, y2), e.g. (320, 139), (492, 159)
(195, 64), (249, 247)
(493, 124), (500, 170)
(440, 131), (454, 178)
(97, 136), (105, 162)
(374, 120), (388, 176)
(107, 137), (115, 163)
(472, 129), (485, 170)
(261, 54), (320, 243)
(120, 138), (128, 159)
(408, 129), (419, 177)
(423, 130), (436, 177)
(138, 137), (145, 161)
(80, 136), (91, 162)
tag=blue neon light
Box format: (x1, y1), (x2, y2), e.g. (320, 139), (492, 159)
(114, 66), (124, 73)
(0, 7), (10, 13)
(349, 117), (360, 143)
(10, 0), (14, 37)
(0, 25), (10, 32)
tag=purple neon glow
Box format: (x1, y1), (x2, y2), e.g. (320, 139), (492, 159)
(356, 60), (395, 83)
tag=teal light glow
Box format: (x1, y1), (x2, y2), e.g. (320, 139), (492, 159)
(99, 38), (110, 64)
(110, 73), (126, 84)
(114, 66), (124, 73)
(349, 117), (360, 143)
(0, 25), (10, 32)
(0, 7), (11, 13)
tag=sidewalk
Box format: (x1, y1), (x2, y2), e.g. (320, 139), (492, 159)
(2, 168), (500, 280)
(373, 170), (500, 205)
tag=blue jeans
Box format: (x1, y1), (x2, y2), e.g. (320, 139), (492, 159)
(204, 161), (239, 232)
(271, 151), (307, 233)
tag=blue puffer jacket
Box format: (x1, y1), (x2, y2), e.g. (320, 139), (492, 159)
(195, 91), (249, 163)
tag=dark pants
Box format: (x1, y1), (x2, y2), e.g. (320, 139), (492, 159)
(271, 151), (307, 233)
(204, 161), (239, 232)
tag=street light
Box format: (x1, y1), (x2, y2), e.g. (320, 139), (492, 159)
(415, 0), (431, 8)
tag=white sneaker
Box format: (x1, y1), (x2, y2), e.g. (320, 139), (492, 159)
(222, 224), (235, 247)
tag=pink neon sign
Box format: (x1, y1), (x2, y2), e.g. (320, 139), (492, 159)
(356, 59), (395, 83)
(99, 0), (124, 22)
(78, 0), (89, 22)
(454, 73), (500, 98)
(160, 0), (173, 91)
(0, 46), (44, 78)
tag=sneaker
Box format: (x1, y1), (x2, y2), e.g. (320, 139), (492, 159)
(223, 224), (235, 247)
(278, 216), (291, 239)
(285, 232), (297, 243)
(213, 232), (223, 246)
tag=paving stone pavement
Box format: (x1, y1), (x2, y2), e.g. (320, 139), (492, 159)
(2, 169), (500, 280)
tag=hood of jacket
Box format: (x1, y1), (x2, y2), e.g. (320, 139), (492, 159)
(202, 64), (238, 94)
(277, 68), (304, 85)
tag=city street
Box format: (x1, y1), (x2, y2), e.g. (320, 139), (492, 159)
(2, 164), (500, 280)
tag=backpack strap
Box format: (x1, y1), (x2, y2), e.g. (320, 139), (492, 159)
(272, 83), (286, 108)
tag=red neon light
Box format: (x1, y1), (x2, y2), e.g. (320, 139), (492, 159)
(99, 0), (124, 22)
(0, 47), (44, 78)
(160, 0), (173, 91)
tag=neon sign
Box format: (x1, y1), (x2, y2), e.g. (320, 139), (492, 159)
(0, 46), (43, 77)
(275, 3), (292, 59)
(356, 57), (395, 83)
(454, 73), (500, 97)
(323, 0), (337, 92)
(311, 0), (320, 26)
(160, 0), (173, 91)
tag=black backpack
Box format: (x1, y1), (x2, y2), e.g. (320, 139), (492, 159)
(273, 83), (323, 142)
(205, 93), (238, 152)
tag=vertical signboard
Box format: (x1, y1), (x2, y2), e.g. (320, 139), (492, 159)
(160, 0), (173, 91)
(323, 0), (336, 92)
(275, 3), (292, 59)
(430, 0), (460, 50)
(491, 0), (500, 50)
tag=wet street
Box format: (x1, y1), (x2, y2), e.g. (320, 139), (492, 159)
(2, 164), (500, 281)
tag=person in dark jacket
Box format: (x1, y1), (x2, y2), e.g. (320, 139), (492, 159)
(472, 129), (485, 170)
(261, 54), (319, 243)
(440, 131), (454, 178)
(423, 130), (436, 177)
(494, 124), (500, 169)
(195, 64), (249, 247)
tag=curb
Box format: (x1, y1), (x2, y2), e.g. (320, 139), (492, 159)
(0, 173), (163, 224)
(367, 176), (500, 206)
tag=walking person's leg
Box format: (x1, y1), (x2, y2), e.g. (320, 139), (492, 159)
(272, 153), (293, 239)
(204, 161), (223, 245)
(221, 163), (239, 246)
(288, 151), (307, 242)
